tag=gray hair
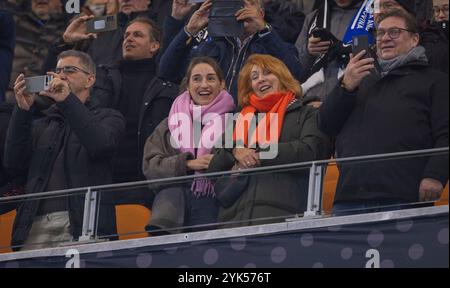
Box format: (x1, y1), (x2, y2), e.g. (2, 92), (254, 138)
(57, 50), (96, 75)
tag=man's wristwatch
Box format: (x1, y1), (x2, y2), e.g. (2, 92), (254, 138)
(258, 23), (272, 38)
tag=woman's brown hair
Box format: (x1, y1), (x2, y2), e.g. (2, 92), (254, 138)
(180, 57), (225, 92)
(237, 54), (302, 107)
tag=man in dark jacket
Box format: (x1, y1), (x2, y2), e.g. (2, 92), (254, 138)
(158, 0), (302, 103)
(318, 10), (449, 213)
(61, 0), (171, 66)
(4, 50), (125, 250)
(0, 10), (15, 103)
(94, 18), (178, 207)
(375, 0), (449, 73)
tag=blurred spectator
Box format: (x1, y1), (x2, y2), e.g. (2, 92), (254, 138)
(291, 0), (318, 15)
(159, 0), (302, 103)
(295, 0), (369, 107)
(143, 57), (235, 234)
(318, 10), (449, 214)
(94, 18), (178, 207)
(375, 0), (448, 73)
(7, 0), (66, 110)
(208, 54), (330, 228)
(4, 50), (125, 250)
(61, 0), (171, 66)
(79, 0), (119, 17)
(263, 0), (305, 44)
(433, 0), (449, 22)
(0, 10), (15, 103)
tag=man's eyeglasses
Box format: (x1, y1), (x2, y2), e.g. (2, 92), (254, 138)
(55, 66), (91, 75)
(433, 5), (449, 15)
(375, 27), (416, 40)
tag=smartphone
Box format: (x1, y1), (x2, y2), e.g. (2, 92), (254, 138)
(208, 0), (244, 38)
(188, 0), (206, 3)
(86, 15), (118, 34)
(25, 75), (53, 93)
(352, 34), (370, 56)
(311, 28), (334, 42)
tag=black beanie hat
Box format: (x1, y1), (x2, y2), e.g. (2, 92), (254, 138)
(395, 0), (416, 16)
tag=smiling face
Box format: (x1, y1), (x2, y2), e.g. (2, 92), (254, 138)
(250, 65), (281, 98)
(377, 16), (419, 60)
(122, 21), (160, 60)
(188, 63), (225, 106)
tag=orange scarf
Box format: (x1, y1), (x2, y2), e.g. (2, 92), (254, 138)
(234, 91), (295, 148)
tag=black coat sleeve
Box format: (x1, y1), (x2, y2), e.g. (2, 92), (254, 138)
(3, 106), (34, 176)
(317, 84), (358, 137)
(422, 72), (449, 185)
(56, 94), (126, 159)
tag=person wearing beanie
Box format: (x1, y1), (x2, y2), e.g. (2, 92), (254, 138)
(375, 0), (449, 73)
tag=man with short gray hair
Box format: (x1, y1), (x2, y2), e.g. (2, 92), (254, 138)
(318, 10), (449, 214)
(4, 50), (125, 250)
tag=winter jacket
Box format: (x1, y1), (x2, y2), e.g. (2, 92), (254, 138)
(0, 10), (15, 103)
(3, 95), (125, 248)
(159, 21), (303, 103)
(142, 118), (195, 233)
(94, 62), (178, 179)
(208, 101), (331, 227)
(0, 103), (25, 215)
(318, 60), (449, 204)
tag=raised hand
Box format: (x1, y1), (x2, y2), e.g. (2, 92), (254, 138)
(39, 72), (71, 103)
(186, 0), (212, 36)
(308, 36), (332, 57)
(13, 74), (36, 111)
(63, 15), (98, 44)
(172, 0), (197, 21)
(235, 0), (265, 33)
(341, 50), (375, 92)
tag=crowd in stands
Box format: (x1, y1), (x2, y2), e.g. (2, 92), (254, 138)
(0, 0), (448, 250)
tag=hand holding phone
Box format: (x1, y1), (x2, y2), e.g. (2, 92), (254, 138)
(86, 15), (118, 34)
(14, 74), (37, 111)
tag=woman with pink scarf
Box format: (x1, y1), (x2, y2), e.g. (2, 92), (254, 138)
(142, 57), (235, 235)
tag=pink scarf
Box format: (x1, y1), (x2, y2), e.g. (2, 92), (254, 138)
(168, 90), (235, 198)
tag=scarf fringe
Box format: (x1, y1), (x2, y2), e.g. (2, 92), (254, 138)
(191, 178), (216, 198)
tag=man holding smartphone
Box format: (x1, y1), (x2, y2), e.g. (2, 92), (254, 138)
(318, 10), (449, 214)
(5, 50), (125, 250)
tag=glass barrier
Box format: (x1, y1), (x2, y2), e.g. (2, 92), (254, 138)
(0, 148), (448, 253)
(0, 187), (91, 253)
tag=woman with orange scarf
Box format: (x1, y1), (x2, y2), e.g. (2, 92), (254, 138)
(209, 54), (331, 227)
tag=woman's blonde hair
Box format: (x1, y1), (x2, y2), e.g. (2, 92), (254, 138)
(237, 54), (302, 107)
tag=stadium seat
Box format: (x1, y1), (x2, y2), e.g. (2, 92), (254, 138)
(115, 205), (151, 240)
(0, 210), (15, 253)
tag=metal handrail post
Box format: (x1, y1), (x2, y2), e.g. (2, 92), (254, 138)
(79, 188), (98, 242)
(304, 162), (323, 217)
